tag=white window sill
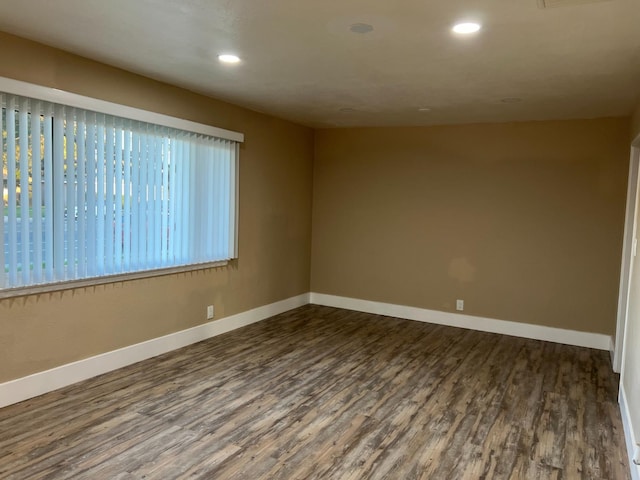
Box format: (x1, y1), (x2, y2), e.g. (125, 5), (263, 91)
(0, 260), (230, 299)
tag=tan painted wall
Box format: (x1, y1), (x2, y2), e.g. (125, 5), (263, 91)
(0, 33), (314, 382)
(312, 120), (630, 335)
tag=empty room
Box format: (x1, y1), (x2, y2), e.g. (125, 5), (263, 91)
(1, 1), (640, 479)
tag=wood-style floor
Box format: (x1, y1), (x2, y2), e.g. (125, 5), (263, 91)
(0, 305), (630, 479)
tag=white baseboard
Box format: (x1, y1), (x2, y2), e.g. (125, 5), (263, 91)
(620, 384), (640, 480)
(0, 293), (310, 409)
(310, 293), (612, 351)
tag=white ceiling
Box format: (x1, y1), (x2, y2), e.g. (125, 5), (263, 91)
(1, 0), (640, 127)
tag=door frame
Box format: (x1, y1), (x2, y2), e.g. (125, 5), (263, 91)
(614, 143), (640, 372)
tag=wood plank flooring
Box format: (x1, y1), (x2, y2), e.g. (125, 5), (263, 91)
(0, 305), (630, 479)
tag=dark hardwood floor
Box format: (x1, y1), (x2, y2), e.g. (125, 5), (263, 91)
(0, 305), (630, 479)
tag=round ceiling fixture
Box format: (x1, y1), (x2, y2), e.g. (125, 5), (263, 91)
(418, 107), (432, 112)
(452, 22), (481, 34)
(349, 23), (374, 34)
(218, 54), (241, 64)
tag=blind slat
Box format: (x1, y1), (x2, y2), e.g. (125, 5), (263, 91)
(229, 143), (238, 258)
(123, 127), (131, 268)
(76, 114), (86, 277)
(0, 95), (5, 288)
(96, 120), (105, 275)
(85, 113), (97, 277)
(161, 136), (170, 266)
(206, 142), (214, 260)
(31, 101), (43, 284)
(7, 98), (18, 286)
(52, 105), (65, 281)
(105, 119), (115, 274)
(131, 130), (140, 271)
(114, 122), (123, 272)
(139, 130), (148, 268)
(65, 107), (76, 280)
(43, 106), (54, 282)
(19, 98), (30, 284)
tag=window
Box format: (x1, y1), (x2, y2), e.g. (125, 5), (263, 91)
(1, 83), (241, 294)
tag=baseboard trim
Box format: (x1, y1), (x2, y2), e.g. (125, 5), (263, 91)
(0, 293), (310, 409)
(310, 293), (612, 351)
(620, 384), (640, 480)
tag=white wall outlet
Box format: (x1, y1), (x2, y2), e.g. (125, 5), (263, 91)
(456, 299), (464, 311)
(207, 305), (215, 319)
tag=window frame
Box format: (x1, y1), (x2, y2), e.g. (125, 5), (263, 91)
(0, 77), (243, 299)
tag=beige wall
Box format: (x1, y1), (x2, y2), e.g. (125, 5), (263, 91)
(0, 33), (314, 382)
(312, 120), (630, 335)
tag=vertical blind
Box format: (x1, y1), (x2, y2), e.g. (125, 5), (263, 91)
(1, 92), (238, 290)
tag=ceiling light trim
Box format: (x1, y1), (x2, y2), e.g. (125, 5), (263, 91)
(218, 54), (241, 64)
(452, 22), (482, 34)
(349, 23), (374, 34)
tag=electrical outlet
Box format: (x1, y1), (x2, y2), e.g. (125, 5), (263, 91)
(207, 305), (214, 319)
(456, 299), (464, 311)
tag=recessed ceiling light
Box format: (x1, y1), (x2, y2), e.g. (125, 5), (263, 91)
(218, 54), (241, 64)
(418, 107), (432, 112)
(452, 22), (481, 34)
(349, 23), (374, 34)
(500, 97), (523, 103)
